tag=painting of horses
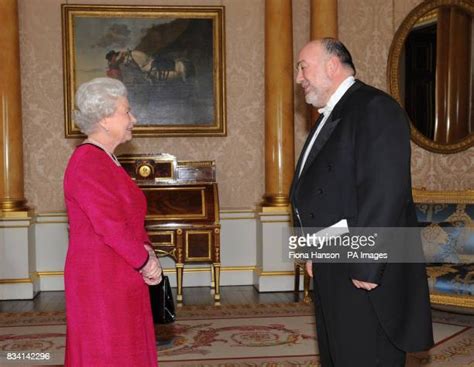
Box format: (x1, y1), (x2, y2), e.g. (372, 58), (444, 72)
(62, 5), (226, 137)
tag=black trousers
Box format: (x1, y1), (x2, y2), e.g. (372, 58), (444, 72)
(313, 264), (406, 367)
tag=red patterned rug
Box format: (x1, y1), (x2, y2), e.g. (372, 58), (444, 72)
(0, 303), (473, 366)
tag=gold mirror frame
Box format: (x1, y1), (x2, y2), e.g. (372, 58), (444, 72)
(387, 0), (474, 154)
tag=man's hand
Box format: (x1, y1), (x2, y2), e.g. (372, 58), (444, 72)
(304, 262), (378, 290)
(352, 279), (378, 290)
(305, 261), (313, 278)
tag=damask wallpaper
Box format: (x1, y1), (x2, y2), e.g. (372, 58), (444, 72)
(18, 0), (473, 213)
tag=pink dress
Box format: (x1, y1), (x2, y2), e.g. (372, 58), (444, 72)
(63, 144), (158, 367)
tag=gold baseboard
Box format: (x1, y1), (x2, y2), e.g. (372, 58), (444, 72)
(35, 266), (258, 278)
(0, 272), (38, 284)
(0, 277), (32, 284)
(430, 292), (474, 309)
(412, 188), (474, 204)
(258, 206), (291, 214)
(36, 271), (63, 277)
(255, 266), (295, 277)
(0, 209), (34, 219)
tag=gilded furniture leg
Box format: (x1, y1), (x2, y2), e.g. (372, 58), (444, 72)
(176, 263), (184, 303)
(294, 262), (301, 292)
(304, 265), (311, 303)
(213, 263), (221, 302)
(210, 263), (215, 289)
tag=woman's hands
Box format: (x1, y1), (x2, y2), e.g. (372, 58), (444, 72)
(140, 244), (162, 285)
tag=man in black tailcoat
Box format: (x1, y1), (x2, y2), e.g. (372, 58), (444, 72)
(289, 38), (433, 366)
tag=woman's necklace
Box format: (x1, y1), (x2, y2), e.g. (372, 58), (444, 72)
(83, 138), (121, 166)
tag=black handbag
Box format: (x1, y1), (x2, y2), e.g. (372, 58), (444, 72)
(149, 275), (176, 324)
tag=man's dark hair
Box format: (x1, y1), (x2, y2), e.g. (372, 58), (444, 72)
(321, 38), (356, 76)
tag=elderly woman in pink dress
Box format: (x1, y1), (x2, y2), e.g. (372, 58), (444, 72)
(63, 77), (161, 366)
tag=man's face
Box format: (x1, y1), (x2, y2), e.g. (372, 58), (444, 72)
(296, 43), (333, 108)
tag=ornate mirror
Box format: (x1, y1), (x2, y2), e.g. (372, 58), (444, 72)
(387, 0), (473, 153)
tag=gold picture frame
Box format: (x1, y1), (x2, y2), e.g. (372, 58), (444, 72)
(62, 4), (226, 137)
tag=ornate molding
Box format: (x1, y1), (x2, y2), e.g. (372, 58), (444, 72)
(413, 187), (474, 204)
(430, 291), (474, 309)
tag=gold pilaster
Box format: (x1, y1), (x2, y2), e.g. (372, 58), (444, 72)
(308, 0), (338, 126)
(0, 0), (29, 216)
(310, 0), (338, 39)
(262, 0), (294, 209)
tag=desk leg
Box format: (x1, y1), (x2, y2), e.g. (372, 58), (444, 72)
(303, 266), (311, 303)
(210, 264), (215, 289)
(176, 263), (184, 303)
(213, 263), (221, 302)
(294, 262), (301, 292)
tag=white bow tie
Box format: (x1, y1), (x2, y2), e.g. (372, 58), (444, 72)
(317, 105), (332, 116)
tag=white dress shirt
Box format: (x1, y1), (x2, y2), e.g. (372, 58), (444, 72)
(298, 76), (355, 177)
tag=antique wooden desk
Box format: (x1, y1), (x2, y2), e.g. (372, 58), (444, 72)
(119, 153), (221, 303)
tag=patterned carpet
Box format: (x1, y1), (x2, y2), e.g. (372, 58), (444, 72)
(0, 303), (473, 366)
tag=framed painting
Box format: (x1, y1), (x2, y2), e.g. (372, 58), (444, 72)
(62, 5), (226, 137)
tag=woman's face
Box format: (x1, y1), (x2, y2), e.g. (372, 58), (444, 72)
(107, 97), (137, 145)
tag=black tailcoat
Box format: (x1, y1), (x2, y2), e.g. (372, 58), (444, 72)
(290, 80), (433, 354)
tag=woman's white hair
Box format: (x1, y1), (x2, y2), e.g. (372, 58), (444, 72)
(74, 77), (127, 135)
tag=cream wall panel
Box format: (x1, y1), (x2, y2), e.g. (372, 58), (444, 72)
(257, 214), (292, 272)
(220, 212), (257, 268)
(0, 219), (39, 299)
(35, 220), (68, 273)
(163, 267), (254, 288)
(0, 283), (36, 300)
(255, 212), (295, 292)
(39, 275), (64, 292)
(0, 223), (30, 278)
(255, 274), (297, 293)
(37, 266), (256, 290)
(28, 223), (38, 294)
(31, 211), (259, 291)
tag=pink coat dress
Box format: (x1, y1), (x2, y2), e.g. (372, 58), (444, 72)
(63, 144), (158, 367)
